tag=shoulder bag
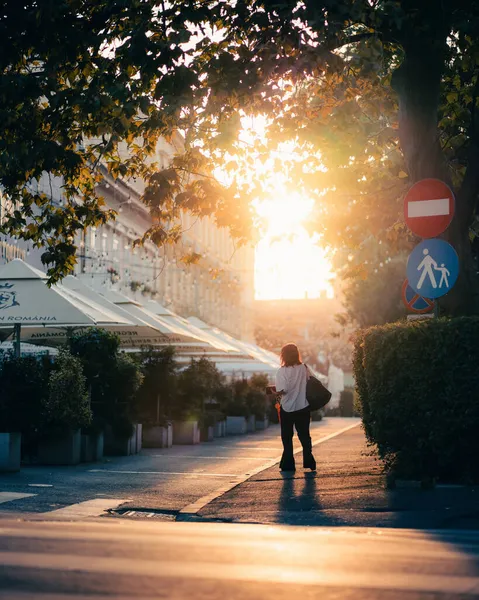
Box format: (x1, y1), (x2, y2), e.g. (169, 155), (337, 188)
(305, 364), (332, 411)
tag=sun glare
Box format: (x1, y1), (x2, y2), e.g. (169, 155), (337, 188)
(254, 186), (334, 301)
(214, 114), (335, 301)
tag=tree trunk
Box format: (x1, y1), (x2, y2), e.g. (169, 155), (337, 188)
(391, 4), (479, 315)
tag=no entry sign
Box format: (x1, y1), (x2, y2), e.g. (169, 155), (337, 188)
(404, 178), (455, 238)
(401, 280), (434, 314)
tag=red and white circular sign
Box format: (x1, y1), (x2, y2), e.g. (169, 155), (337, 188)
(404, 178), (455, 238)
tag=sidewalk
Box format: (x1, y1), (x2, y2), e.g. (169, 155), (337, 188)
(199, 423), (479, 529)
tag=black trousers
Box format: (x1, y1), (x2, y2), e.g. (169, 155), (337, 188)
(280, 406), (314, 470)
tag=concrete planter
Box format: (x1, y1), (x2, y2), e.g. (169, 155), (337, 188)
(214, 420), (226, 438)
(143, 424), (173, 448)
(80, 432), (104, 463)
(104, 424), (142, 456)
(37, 430), (81, 466)
(130, 424), (142, 454)
(200, 425), (214, 442)
(256, 416), (270, 431)
(247, 415), (256, 433)
(0, 432), (21, 472)
(173, 421), (200, 445)
(226, 416), (247, 435)
(105, 425), (138, 456)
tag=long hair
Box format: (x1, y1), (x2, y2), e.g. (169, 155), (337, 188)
(280, 343), (302, 367)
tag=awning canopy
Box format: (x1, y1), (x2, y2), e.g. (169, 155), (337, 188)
(0, 259), (100, 328)
(98, 289), (230, 353)
(187, 317), (280, 368)
(0, 260), (132, 348)
(145, 300), (246, 356)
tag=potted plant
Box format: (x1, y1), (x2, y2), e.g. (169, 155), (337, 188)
(138, 347), (176, 448)
(0, 353), (51, 470)
(225, 379), (249, 435)
(37, 350), (92, 466)
(103, 353), (144, 455)
(199, 412), (216, 442)
(247, 374), (270, 431)
(70, 329), (143, 456)
(172, 358), (223, 445)
(81, 418), (105, 463)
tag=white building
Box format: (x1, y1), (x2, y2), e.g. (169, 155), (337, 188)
(1, 136), (255, 341)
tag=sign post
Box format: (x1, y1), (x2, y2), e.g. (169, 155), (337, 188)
(403, 178), (457, 314)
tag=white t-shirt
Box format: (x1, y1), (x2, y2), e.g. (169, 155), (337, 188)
(275, 364), (309, 413)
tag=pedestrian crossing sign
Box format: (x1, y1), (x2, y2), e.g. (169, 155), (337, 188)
(406, 239), (459, 299)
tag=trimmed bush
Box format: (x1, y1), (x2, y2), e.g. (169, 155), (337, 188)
(0, 354), (51, 434)
(44, 349), (92, 434)
(175, 358), (224, 421)
(354, 317), (479, 482)
(137, 347), (177, 425)
(70, 328), (143, 432)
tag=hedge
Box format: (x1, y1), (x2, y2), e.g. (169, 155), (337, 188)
(353, 317), (479, 483)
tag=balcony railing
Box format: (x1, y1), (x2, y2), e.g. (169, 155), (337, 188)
(0, 241), (26, 262)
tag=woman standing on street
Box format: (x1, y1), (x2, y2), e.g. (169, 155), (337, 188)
(275, 343), (316, 472)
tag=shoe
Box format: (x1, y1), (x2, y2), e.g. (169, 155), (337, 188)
(303, 455), (316, 471)
(280, 460), (296, 472)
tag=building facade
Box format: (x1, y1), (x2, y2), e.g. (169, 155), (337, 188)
(0, 137), (255, 341)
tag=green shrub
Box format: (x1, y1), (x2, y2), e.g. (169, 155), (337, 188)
(137, 347), (177, 425)
(70, 329), (142, 431)
(175, 358), (224, 420)
(223, 378), (250, 417)
(0, 354), (51, 434)
(108, 353), (144, 415)
(44, 349), (91, 434)
(354, 317), (479, 482)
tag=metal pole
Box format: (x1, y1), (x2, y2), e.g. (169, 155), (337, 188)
(433, 301), (440, 319)
(13, 323), (21, 358)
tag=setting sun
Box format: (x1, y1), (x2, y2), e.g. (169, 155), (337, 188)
(254, 186), (335, 301)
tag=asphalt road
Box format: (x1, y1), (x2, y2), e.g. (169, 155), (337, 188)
(0, 418), (357, 520)
(1, 518), (479, 599)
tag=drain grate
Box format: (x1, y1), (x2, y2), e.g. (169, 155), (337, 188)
(109, 507), (178, 520)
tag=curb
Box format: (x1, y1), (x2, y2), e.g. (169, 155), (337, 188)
(178, 421), (361, 518)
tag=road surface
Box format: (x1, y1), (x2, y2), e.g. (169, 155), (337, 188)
(0, 418), (357, 520)
(0, 518), (478, 598)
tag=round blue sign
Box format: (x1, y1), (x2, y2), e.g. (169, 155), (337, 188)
(406, 239), (459, 299)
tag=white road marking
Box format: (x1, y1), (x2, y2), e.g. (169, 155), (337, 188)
(88, 470), (242, 478)
(151, 455), (277, 460)
(180, 421), (361, 515)
(28, 484), (53, 488)
(0, 492), (35, 504)
(214, 446), (280, 450)
(408, 197), (450, 218)
(0, 550), (478, 595)
(46, 499), (126, 520)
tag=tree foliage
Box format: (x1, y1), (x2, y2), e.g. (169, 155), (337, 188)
(3, 1), (479, 315)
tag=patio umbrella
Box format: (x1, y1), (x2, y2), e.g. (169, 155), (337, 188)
(91, 287), (230, 354)
(0, 259), (126, 356)
(144, 300), (249, 357)
(187, 317), (280, 368)
(62, 277), (183, 348)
